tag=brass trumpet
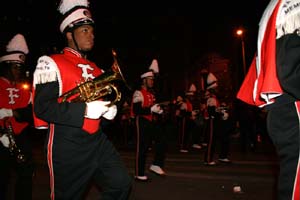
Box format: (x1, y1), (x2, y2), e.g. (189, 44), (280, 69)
(60, 49), (129, 105)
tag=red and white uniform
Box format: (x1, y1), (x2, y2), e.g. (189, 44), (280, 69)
(131, 88), (155, 121)
(33, 48), (131, 199)
(131, 87), (166, 177)
(33, 47), (103, 134)
(237, 1), (300, 199)
(0, 75), (34, 200)
(0, 77), (31, 134)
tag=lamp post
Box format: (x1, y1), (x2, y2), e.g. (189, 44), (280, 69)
(236, 29), (246, 76)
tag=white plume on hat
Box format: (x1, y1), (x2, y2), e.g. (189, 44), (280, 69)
(189, 83), (197, 92)
(185, 83), (196, 96)
(58, 0), (89, 14)
(141, 59), (160, 78)
(185, 83), (197, 95)
(207, 72), (218, 89)
(0, 34), (29, 64)
(149, 59), (159, 73)
(58, 0), (94, 33)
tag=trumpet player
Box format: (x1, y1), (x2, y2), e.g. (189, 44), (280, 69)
(32, 0), (132, 199)
(0, 34), (34, 200)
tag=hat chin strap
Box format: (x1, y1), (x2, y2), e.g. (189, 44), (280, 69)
(71, 31), (88, 57)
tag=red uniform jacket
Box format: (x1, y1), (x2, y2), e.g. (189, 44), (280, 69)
(33, 47), (103, 134)
(0, 77), (31, 134)
(237, 0), (283, 107)
(131, 88), (155, 121)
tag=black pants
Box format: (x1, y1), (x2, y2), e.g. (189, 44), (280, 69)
(204, 118), (217, 163)
(215, 118), (233, 159)
(267, 101), (300, 200)
(0, 127), (34, 200)
(49, 131), (132, 200)
(134, 116), (167, 177)
(177, 116), (192, 150)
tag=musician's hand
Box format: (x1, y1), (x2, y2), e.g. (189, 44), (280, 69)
(180, 103), (187, 111)
(221, 110), (229, 120)
(85, 101), (110, 119)
(0, 134), (10, 148)
(103, 105), (117, 120)
(151, 104), (163, 114)
(0, 108), (13, 120)
(192, 110), (198, 116)
(190, 110), (198, 120)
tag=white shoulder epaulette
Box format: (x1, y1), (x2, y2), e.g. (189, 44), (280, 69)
(132, 90), (144, 103)
(33, 55), (59, 86)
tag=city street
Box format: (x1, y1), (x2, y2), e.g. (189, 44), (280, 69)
(28, 130), (279, 200)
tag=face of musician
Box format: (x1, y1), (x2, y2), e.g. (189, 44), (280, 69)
(0, 62), (24, 83)
(143, 76), (154, 89)
(11, 63), (23, 81)
(66, 24), (95, 52)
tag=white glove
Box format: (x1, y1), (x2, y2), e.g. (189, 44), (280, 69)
(0, 108), (13, 119)
(0, 134), (10, 148)
(192, 110), (198, 116)
(85, 101), (110, 119)
(222, 111), (229, 120)
(103, 105), (118, 120)
(180, 103), (187, 111)
(191, 110), (198, 120)
(151, 104), (163, 114)
(207, 97), (217, 107)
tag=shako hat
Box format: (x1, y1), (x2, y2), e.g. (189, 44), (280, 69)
(58, 0), (94, 33)
(200, 69), (218, 90)
(206, 72), (218, 89)
(140, 59), (159, 79)
(186, 83), (197, 96)
(0, 34), (28, 64)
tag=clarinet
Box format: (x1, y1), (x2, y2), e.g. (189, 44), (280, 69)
(2, 122), (27, 163)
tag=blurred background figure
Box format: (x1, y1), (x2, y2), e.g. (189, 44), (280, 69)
(203, 89), (219, 166)
(215, 102), (235, 163)
(0, 33), (34, 200)
(176, 92), (192, 153)
(187, 84), (204, 150)
(236, 100), (258, 153)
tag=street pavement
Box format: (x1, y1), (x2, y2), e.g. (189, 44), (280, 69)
(28, 130), (279, 200)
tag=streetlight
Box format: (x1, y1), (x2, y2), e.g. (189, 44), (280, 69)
(236, 28), (246, 76)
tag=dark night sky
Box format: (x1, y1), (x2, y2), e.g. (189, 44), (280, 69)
(1, 1), (270, 53)
(0, 0), (270, 94)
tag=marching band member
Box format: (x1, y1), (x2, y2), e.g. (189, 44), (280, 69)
(177, 90), (193, 153)
(237, 0), (300, 198)
(32, 0), (132, 199)
(0, 33), (34, 200)
(131, 59), (167, 181)
(203, 89), (219, 165)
